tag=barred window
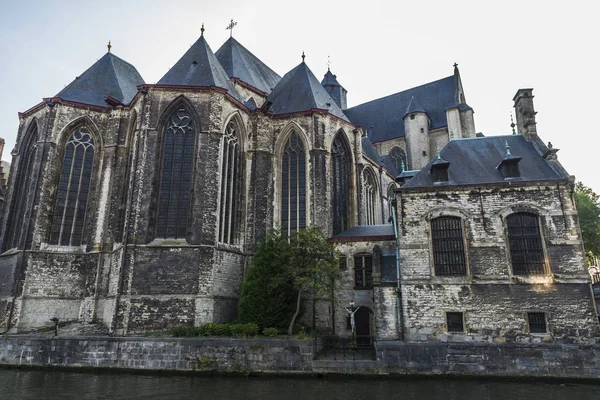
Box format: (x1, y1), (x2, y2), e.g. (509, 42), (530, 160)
(389, 146), (407, 173)
(4, 124), (38, 250)
(527, 312), (547, 333)
(507, 212), (546, 275)
(363, 169), (377, 225)
(446, 312), (464, 332)
(332, 134), (350, 235)
(431, 216), (467, 276)
(354, 254), (373, 289)
(156, 106), (195, 239)
(49, 127), (95, 246)
(281, 131), (306, 236)
(219, 121), (239, 244)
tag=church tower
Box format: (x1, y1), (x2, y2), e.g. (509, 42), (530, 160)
(321, 69), (347, 110)
(403, 96), (430, 170)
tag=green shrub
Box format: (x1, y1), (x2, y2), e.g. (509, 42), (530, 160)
(212, 324), (231, 337)
(262, 327), (278, 337)
(230, 323), (259, 338)
(197, 323), (216, 336)
(171, 326), (196, 337)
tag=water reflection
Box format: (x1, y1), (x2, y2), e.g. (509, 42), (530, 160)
(1, 369), (598, 400)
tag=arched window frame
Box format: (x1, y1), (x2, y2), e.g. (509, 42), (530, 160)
(389, 146), (407, 173)
(506, 212), (547, 275)
(218, 120), (240, 244)
(49, 125), (97, 247)
(430, 215), (467, 276)
(154, 102), (198, 240)
(3, 121), (39, 250)
(280, 129), (307, 236)
(363, 168), (378, 225)
(331, 132), (352, 235)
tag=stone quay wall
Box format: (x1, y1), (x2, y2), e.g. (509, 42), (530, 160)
(1, 336), (600, 380)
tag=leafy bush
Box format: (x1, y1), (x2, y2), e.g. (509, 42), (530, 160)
(230, 323), (259, 338)
(237, 230), (297, 330)
(212, 324), (232, 337)
(197, 323), (216, 336)
(171, 326), (197, 337)
(262, 327), (278, 337)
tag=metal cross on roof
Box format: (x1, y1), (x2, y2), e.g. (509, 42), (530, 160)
(226, 19), (237, 37)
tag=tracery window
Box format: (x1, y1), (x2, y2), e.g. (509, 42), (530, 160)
(281, 131), (306, 236)
(507, 212), (546, 275)
(363, 169), (377, 225)
(389, 146), (407, 173)
(354, 254), (373, 289)
(332, 134), (350, 235)
(219, 121), (239, 244)
(156, 106), (195, 239)
(431, 216), (467, 276)
(49, 127), (95, 246)
(4, 125), (38, 250)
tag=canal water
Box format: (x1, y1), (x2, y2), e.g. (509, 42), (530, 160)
(0, 369), (598, 399)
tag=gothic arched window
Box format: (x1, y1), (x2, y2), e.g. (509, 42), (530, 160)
(281, 131), (306, 236)
(156, 106), (196, 239)
(363, 169), (378, 225)
(389, 146), (407, 173)
(4, 124), (39, 250)
(431, 216), (467, 276)
(49, 127), (95, 246)
(332, 134), (350, 235)
(507, 212), (546, 275)
(219, 121), (239, 244)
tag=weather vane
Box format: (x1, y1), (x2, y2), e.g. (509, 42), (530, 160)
(327, 55), (331, 71)
(226, 19), (237, 37)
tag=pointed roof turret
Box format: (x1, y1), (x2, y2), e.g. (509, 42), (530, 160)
(56, 51), (144, 108)
(321, 69), (341, 87)
(452, 62), (469, 107)
(267, 61), (349, 122)
(215, 37), (281, 94)
(158, 34), (242, 101)
(403, 96), (426, 117)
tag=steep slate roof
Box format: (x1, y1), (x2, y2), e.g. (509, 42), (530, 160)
(330, 224), (395, 242)
(321, 69), (342, 87)
(361, 136), (398, 176)
(402, 135), (563, 189)
(158, 35), (242, 102)
(344, 75), (457, 143)
(56, 52), (144, 107)
(215, 37), (281, 94)
(267, 62), (349, 122)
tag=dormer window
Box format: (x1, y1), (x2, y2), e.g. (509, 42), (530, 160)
(430, 155), (450, 183)
(497, 140), (522, 179)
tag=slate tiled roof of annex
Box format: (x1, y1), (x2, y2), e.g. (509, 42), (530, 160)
(158, 35), (243, 102)
(215, 37), (281, 95)
(344, 75), (458, 143)
(56, 52), (145, 108)
(267, 62), (349, 122)
(361, 136), (399, 176)
(330, 224), (395, 242)
(402, 135), (562, 188)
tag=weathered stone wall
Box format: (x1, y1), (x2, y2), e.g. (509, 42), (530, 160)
(2, 336), (600, 379)
(397, 183), (597, 343)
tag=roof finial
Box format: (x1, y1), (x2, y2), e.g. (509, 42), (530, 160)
(453, 62), (458, 72)
(226, 19), (237, 38)
(400, 159), (406, 172)
(450, 130), (455, 140)
(505, 140), (512, 157)
(510, 113), (516, 135)
(201, 23), (205, 36)
(436, 147), (441, 160)
(302, 51), (305, 63)
(107, 40), (112, 53)
(327, 55), (331, 71)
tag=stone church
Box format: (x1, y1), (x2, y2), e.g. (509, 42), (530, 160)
(0, 29), (596, 343)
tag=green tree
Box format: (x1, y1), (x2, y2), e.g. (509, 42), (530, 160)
(285, 226), (341, 336)
(574, 182), (600, 258)
(237, 230), (297, 331)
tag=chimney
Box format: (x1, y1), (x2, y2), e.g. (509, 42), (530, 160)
(513, 89), (537, 138)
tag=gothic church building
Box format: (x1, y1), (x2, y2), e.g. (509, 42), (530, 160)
(0, 30), (596, 342)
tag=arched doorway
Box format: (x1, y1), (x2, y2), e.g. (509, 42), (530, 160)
(354, 307), (372, 346)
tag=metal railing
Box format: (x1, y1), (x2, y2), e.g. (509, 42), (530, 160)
(313, 335), (376, 360)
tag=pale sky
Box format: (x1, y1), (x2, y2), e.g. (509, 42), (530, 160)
(1, 0), (597, 194)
